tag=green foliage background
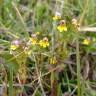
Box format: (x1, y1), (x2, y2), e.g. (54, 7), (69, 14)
(0, 0), (96, 96)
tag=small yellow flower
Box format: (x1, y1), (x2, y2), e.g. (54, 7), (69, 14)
(57, 20), (67, 32)
(10, 45), (18, 50)
(36, 31), (40, 35)
(53, 12), (61, 20)
(83, 38), (91, 45)
(39, 37), (49, 48)
(30, 34), (38, 45)
(57, 25), (67, 32)
(50, 56), (57, 64)
(10, 40), (20, 50)
(53, 16), (61, 21)
(31, 38), (37, 45)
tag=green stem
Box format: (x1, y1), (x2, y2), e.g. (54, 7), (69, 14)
(8, 66), (13, 96)
(76, 34), (81, 96)
(52, 22), (56, 52)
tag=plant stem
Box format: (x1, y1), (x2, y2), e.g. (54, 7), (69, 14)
(76, 34), (81, 96)
(8, 66), (13, 96)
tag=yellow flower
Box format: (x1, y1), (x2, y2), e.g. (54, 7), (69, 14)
(83, 38), (90, 45)
(31, 38), (37, 45)
(36, 31), (40, 35)
(30, 34), (38, 45)
(57, 20), (67, 32)
(50, 56), (57, 64)
(39, 37), (49, 48)
(53, 16), (61, 20)
(10, 40), (20, 50)
(57, 25), (67, 32)
(53, 12), (61, 20)
(10, 45), (18, 50)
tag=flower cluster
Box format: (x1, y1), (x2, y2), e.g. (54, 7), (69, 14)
(52, 12), (94, 61)
(53, 12), (67, 32)
(30, 34), (49, 48)
(10, 33), (49, 54)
